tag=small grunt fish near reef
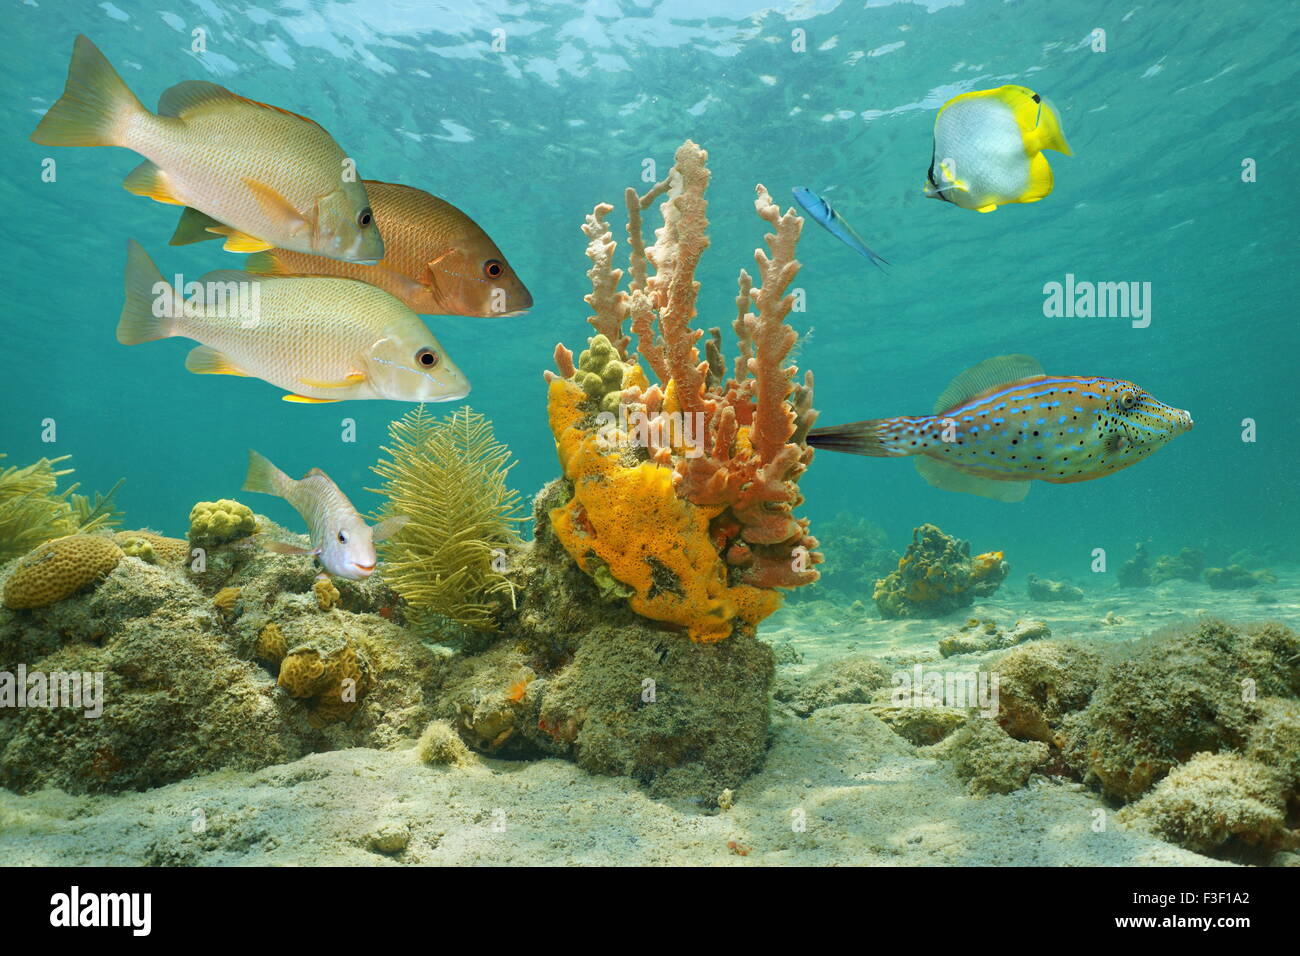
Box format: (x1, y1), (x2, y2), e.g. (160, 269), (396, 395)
(792, 187), (889, 271)
(808, 354), (1191, 502)
(117, 240), (470, 404)
(31, 35), (383, 262)
(242, 450), (408, 580)
(924, 85), (1072, 213)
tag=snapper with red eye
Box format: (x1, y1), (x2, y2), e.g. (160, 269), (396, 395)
(242, 180), (533, 318)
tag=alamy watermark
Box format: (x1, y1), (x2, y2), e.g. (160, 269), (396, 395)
(595, 404), (708, 459)
(1042, 273), (1151, 328)
(891, 664), (999, 717)
(152, 274), (261, 327)
(0, 665), (103, 718)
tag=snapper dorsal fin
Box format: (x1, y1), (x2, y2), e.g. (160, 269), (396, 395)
(934, 354), (1045, 414)
(157, 81), (322, 128)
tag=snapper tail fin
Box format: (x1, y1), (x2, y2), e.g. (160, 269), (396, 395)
(807, 419), (909, 457)
(31, 35), (146, 146)
(242, 450), (293, 499)
(116, 239), (174, 344)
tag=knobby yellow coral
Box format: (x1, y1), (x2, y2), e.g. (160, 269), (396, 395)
(2, 534), (123, 610)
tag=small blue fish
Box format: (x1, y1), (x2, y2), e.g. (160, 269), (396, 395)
(792, 187), (889, 271)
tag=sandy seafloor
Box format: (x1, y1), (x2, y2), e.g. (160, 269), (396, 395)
(0, 571), (1295, 867)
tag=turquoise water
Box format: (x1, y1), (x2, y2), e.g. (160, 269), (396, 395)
(5, 0), (1296, 579)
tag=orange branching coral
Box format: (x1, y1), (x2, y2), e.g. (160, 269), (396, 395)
(545, 140), (820, 642)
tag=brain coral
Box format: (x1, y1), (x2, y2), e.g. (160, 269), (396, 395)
(277, 637), (371, 728)
(188, 499), (257, 550)
(2, 534), (123, 609)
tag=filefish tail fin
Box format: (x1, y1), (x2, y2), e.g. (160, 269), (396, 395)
(915, 456), (1031, 503)
(243, 449), (293, 499)
(170, 206), (227, 246)
(117, 239), (173, 345)
(31, 35), (144, 147)
(1030, 98), (1072, 156)
(807, 420), (907, 457)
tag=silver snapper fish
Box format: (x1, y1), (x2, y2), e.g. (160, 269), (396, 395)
(243, 450), (408, 579)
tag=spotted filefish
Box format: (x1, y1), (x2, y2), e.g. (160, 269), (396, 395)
(808, 355), (1192, 501)
(243, 450), (408, 580)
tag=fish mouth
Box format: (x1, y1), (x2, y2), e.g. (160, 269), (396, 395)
(353, 562), (375, 574)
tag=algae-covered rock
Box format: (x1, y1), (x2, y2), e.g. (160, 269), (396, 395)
(1063, 619), (1300, 801)
(1117, 542), (1153, 588)
(986, 641), (1102, 745)
(1151, 547), (1205, 584)
(873, 524), (1007, 619)
(1204, 564), (1274, 590)
(1118, 752), (1292, 857)
(417, 719), (474, 767)
(867, 703), (967, 745)
(0, 538), (449, 794)
(775, 652), (892, 716)
(943, 717), (1050, 795)
(938, 618), (1050, 658)
(1025, 574), (1084, 603)
(532, 623), (774, 798)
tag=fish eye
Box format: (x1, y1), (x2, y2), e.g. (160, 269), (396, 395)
(337, 530), (348, 544)
(357, 207), (373, 228)
(1119, 392), (1139, 411)
(416, 347), (439, 368)
(483, 259), (504, 280)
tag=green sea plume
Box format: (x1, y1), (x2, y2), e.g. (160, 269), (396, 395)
(0, 453), (124, 563)
(370, 405), (526, 632)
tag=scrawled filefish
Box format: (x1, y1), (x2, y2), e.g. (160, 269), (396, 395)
(32, 35), (383, 262)
(117, 240), (469, 404)
(808, 355), (1192, 501)
(243, 450), (407, 580)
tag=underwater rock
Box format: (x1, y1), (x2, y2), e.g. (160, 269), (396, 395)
(1246, 697), (1300, 793)
(0, 542), (449, 794)
(436, 642), (539, 756)
(873, 524), (1007, 620)
(867, 703), (967, 745)
(1117, 542), (1153, 588)
(417, 719), (474, 767)
(1118, 752), (1293, 858)
(1062, 619), (1300, 801)
(1204, 564), (1274, 590)
(1025, 574), (1084, 602)
(940, 717), (1050, 796)
(1151, 547), (1205, 584)
(986, 641), (1102, 746)
(938, 618), (1050, 658)
(2, 534), (122, 610)
(774, 652), (892, 716)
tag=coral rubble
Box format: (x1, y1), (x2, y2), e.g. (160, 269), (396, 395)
(938, 617), (1049, 657)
